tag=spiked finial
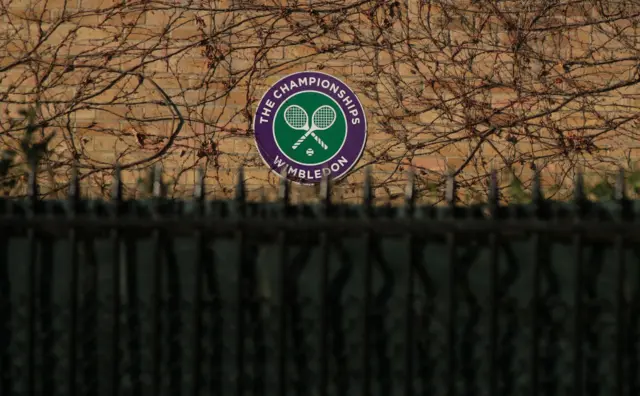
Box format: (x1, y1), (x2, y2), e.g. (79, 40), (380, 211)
(615, 168), (625, 201)
(532, 171), (542, 204)
(194, 167), (205, 201)
(319, 172), (331, 208)
(69, 163), (80, 201)
(235, 167), (245, 203)
(405, 167), (415, 208)
(445, 172), (456, 207)
(278, 168), (289, 204)
(112, 163), (122, 201)
(28, 158), (38, 201)
(363, 167), (373, 208)
(488, 169), (498, 215)
(615, 168), (629, 221)
(152, 163), (163, 197)
(573, 170), (587, 219)
(573, 170), (585, 203)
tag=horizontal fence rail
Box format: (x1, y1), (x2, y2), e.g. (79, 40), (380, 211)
(0, 165), (639, 396)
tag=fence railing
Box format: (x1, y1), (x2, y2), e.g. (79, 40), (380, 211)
(0, 166), (639, 396)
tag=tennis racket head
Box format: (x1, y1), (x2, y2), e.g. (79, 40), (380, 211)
(311, 105), (337, 130)
(283, 105), (309, 130)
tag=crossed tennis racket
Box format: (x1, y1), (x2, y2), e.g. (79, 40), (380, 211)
(283, 104), (337, 150)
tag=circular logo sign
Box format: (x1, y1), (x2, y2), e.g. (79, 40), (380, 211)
(253, 71), (367, 184)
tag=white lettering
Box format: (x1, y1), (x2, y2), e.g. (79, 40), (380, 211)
(260, 107), (272, 118)
(315, 169), (322, 179)
(273, 156), (287, 168)
(321, 80), (330, 89)
(337, 156), (348, 168)
(330, 162), (340, 172)
(297, 77), (308, 86)
(274, 91), (282, 99)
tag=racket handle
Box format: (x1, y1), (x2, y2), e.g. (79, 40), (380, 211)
(312, 133), (328, 150)
(292, 130), (312, 150)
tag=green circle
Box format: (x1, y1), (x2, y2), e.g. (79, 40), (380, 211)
(273, 91), (347, 165)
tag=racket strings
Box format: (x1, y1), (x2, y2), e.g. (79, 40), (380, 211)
(284, 106), (308, 129)
(313, 106), (336, 129)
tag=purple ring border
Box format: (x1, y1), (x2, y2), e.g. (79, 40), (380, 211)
(253, 71), (367, 185)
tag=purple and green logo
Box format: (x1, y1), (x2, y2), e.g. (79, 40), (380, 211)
(253, 71), (367, 185)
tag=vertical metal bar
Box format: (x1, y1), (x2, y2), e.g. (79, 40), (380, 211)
(193, 169), (205, 396)
(446, 173), (457, 396)
(111, 165), (122, 396)
(530, 172), (542, 396)
(362, 168), (373, 396)
(68, 166), (80, 396)
(488, 171), (499, 396)
(614, 169), (626, 396)
(125, 241), (141, 396)
(319, 175), (331, 396)
(277, 171), (289, 396)
(572, 172), (585, 396)
(573, 233), (583, 396)
(151, 165), (164, 396)
(0, 187), (12, 396)
(403, 169), (415, 396)
(26, 162), (37, 396)
(236, 168), (247, 396)
(614, 235), (625, 396)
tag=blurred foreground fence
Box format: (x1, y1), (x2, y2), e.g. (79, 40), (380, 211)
(1, 167), (640, 396)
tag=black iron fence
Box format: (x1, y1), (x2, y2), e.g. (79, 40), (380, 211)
(0, 166), (639, 396)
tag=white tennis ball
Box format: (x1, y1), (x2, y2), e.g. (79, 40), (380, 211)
(306, 148), (314, 156)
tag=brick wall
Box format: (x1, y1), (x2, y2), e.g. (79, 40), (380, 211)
(1, 0), (639, 203)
